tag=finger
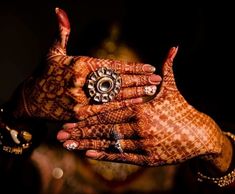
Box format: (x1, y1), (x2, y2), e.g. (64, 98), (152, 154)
(63, 139), (143, 153)
(74, 98), (142, 120)
(73, 57), (156, 74)
(116, 85), (157, 100)
(57, 123), (137, 141)
(121, 74), (162, 87)
(85, 150), (148, 166)
(161, 46), (179, 91)
(68, 107), (135, 128)
(63, 139), (111, 151)
(48, 7), (71, 59)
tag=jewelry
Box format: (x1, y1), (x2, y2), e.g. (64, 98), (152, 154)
(110, 125), (121, 140)
(197, 131), (235, 187)
(144, 85), (157, 96)
(86, 67), (122, 103)
(65, 142), (78, 150)
(0, 108), (32, 155)
(114, 139), (123, 153)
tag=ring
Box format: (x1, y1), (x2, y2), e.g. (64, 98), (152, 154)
(110, 125), (122, 140)
(86, 67), (122, 103)
(114, 139), (123, 153)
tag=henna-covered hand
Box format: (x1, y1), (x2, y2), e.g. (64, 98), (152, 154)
(8, 8), (161, 121)
(58, 47), (227, 167)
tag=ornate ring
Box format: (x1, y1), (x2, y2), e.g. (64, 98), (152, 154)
(86, 67), (122, 103)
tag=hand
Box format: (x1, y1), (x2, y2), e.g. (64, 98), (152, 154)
(7, 8), (161, 121)
(58, 47), (225, 167)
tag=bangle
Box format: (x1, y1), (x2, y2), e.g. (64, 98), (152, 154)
(197, 131), (235, 187)
(0, 107), (32, 155)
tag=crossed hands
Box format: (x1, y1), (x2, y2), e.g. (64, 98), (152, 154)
(57, 47), (225, 167)
(6, 7), (225, 168)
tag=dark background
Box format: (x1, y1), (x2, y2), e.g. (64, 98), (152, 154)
(0, 0), (234, 128)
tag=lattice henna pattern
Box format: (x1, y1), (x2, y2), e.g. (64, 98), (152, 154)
(59, 47), (225, 167)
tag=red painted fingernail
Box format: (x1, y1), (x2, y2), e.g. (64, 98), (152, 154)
(168, 46), (179, 61)
(86, 150), (99, 158)
(64, 141), (78, 150)
(55, 7), (70, 29)
(57, 131), (71, 141)
(149, 75), (162, 84)
(143, 64), (156, 73)
(132, 98), (143, 104)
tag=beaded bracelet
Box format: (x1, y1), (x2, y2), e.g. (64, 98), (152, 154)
(197, 131), (235, 187)
(0, 107), (32, 155)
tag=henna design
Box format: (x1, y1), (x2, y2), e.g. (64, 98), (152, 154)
(57, 123), (136, 141)
(64, 139), (111, 151)
(116, 85), (157, 100)
(59, 47), (225, 167)
(121, 74), (161, 87)
(10, 8), (160, 121)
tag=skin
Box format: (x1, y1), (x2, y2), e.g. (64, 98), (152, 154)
(58, 47), (233, 174)
(8, 8), (161, 121)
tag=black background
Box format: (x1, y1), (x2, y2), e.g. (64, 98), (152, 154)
(0, 0), (234, 127)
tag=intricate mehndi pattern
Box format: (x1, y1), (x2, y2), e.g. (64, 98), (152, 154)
(59, 47), (224, 167)
(10, 8), (160, 121)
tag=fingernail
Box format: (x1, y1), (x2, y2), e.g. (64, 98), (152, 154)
(63, 123), (77, 129)
(168, 46), (178, 61)
(149, 75), (162, 84)
(144, 85), (157, 95)
(57, 131), (71, 141)
(143, 64), (156, 73)
(86, 150), (99, 158)
(55, 7), (70, 29)
(132, 98), (143, 104)
(64, 141), (78, 150)
(55, 7), (60, 14)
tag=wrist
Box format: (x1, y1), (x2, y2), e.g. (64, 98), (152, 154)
(0, 106), (32, 155)
(195, 131), (235, 187)
(202, 133), (233, 174)
(0, 102), (45, 156)
(6, 78), (33, 119)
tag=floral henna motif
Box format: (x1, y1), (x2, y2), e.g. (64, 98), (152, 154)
(58, 47), (225, 167)
(9, 8), (161, 121)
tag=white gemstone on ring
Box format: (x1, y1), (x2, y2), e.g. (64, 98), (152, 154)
(66, 142), (78, 150)
(144, 85), (157, 95)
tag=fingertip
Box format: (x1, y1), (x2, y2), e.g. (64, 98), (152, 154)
(86, 150), (101, 158)
(57, 131), (71, 141)
(63, 140), (78, 150)
(55, 7), (59, 14)
(143, 64), (156, 73)
(149, 74), (162, 84)
(168, 47), (178, 61)
(132, 97), (143, 104)
(144, 85), (157, 96)
(63, 123), (77, 129)
(55, 7), (70, 29)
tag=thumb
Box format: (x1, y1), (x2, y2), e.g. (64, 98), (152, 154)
(48, 8), (71, 58)
(160, 46), (179, 91)
(55, 7), (71, 51)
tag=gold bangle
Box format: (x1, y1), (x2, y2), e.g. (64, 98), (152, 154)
(0, 107), (32, 155)
(197, 131), (235, 187)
